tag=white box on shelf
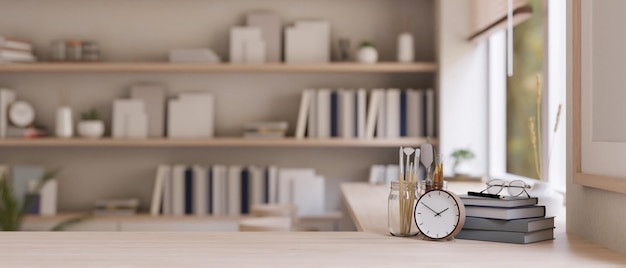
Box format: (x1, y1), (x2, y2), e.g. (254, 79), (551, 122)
(246, 12), (282, 62)
(291, 175), (325, 217)
(130, 84), (166, 138)
(169, 49), (220, 63)
(126, 113), (148, 138)
(244, 40), (266, 63)
(294, 20), (330, 63)
(112, 99), (144, 138)
(229, 27), (262, 63)
(179, 92), (215, 138)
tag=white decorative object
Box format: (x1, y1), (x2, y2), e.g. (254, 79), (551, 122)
(8, 100), (35, 127)
(77, 120), (104, 138)
(244, 40), (266, 63)
(397, 32), (414, 62)
(55, 106), (73, 138)
(230, 27), (263, 63)
(357, 44), (378, 64)
(112, 99), (144, 138)
(529, 181), (564, 218)
(285, 20), (331, 63)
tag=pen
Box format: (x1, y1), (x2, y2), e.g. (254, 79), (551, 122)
(467, 191), (504, 199)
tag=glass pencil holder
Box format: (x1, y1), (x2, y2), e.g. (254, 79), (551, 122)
(418, 180), (447, 196)
(388, 181), (418, 237)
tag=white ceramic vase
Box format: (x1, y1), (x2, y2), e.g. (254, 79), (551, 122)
(357, 46), (378, 63)
(528, 181), (564, 218)
(77, 120), (105, 138)
(397, 32), (414, 62)
(55, 106), (74, 138)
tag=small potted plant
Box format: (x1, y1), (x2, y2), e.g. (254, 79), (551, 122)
(450, 149), (475, 178)
(356, 41), (378, 63)
(77, 109), (105, 138)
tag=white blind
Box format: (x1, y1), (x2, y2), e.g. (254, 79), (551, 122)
(469, 0), (533, 42)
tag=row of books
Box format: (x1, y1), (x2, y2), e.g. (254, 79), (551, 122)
(295, 88), (436, 139)
(0, 165), (57, 216)
(0, 36), (36, 63)
(150, 165), (326, 217)
(456, 195), (555, 244)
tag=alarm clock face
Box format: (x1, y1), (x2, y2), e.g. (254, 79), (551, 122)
(9, 101), (35, 127)
(414, 190), (465, 240)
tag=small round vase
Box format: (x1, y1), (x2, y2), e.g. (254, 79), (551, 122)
(77, 120), (105, 138)
(529, 181), (564, 218)
(357, 46), (378, 63)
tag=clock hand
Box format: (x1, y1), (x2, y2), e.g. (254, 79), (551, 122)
(435, 207), (449, 217)
(422, 203), (438, 215)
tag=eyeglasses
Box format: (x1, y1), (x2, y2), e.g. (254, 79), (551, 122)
(480, 179), (531, 198)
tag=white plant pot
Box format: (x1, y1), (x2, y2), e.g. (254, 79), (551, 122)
(357, 46), (378, 64)
(528, 181), (564, 218)
(77, 120), (105, 138)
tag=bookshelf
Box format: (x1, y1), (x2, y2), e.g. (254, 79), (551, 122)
(0, 137), (436, 148)
(0, 62), (437, 73)
(0, 0), (437, 231)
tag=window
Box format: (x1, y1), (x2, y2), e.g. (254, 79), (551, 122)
(488, 0), (566, 192)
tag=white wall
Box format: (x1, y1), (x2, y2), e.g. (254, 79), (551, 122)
(0, 0), (436, 231)
(566, 0), (626, 254)
(438, 0), (488, 177)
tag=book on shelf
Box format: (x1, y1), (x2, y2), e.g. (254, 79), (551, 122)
(463, 216), (555, 233)
(459, 195), (539, 208)
(93, 198), (139, 216)
(6, 126), (48, 138)
(455, 228), (554, 244)
(151, 164), (326, 217)
(243, 121), (287, 139)
(0, 36), (33, 52)
(0, 48), (36, 63)
(464, 205), (546, 220)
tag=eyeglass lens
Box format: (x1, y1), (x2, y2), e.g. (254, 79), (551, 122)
(507, 180), (527, 196)
(486, 179), (504, 195)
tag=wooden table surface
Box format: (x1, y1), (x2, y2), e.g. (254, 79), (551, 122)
(1, 231), (626, 267)
(340, 182), (626, 266)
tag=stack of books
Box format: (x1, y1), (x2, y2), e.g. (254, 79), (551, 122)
(456, 195), (555, 244)
(243, 121), (288, 138)
(93, 198), (140, 216)
(0, 36), (36, 63)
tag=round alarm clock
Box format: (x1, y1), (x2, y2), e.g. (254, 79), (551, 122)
(8, 101), (35, 127)
(414, 189), (466, 240)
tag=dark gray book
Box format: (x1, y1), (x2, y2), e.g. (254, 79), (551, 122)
(463, 217), (555, 232)
(465, 205), (545, 220)
(460, 195), (538, 208)
(455, 228), (554, 244)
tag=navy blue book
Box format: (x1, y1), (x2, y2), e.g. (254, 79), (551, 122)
(400, 90), (408, 137)
(330, 91), (339, 137)
(184, 167), (193, 215)
(241, 168), (250, 214)
(26, 193), (40, 215)
(207, 167), (213, 215)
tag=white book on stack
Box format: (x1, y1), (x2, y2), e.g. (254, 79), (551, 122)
(295, 89), (314, 139)
(425, 88), (436, 137)
(365, 89), (384, 139)
(249, 166), (265, 206)
(227, 165), (242, 216)
(0, 49), (35, 62)
(39, 179), (57, 216)
(193, 165), (208, 216)
(376, 89), (387, 138)
(340, 89), (355, 139)
(171, 165), (187, 216)
(0, 36), (33, 51)
(385, 88), (401, 139)
(211, 165), (228, 216)
(307, 89), (318, 138)
(316, 89), (331, 138)
(150, 165), (171, 216)
(169, 49), (220, 63)
(407, 89), (424, 137)
(0, 88), (16, 138)
(267, 166), (279, 204)
(291, 175), (325, 217)
(277, 168), (316, 205)
(356, 89), (367, 139)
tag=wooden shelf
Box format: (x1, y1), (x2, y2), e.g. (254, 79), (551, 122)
(0, 137), (436, 148)
(0, 62), (437, 73)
